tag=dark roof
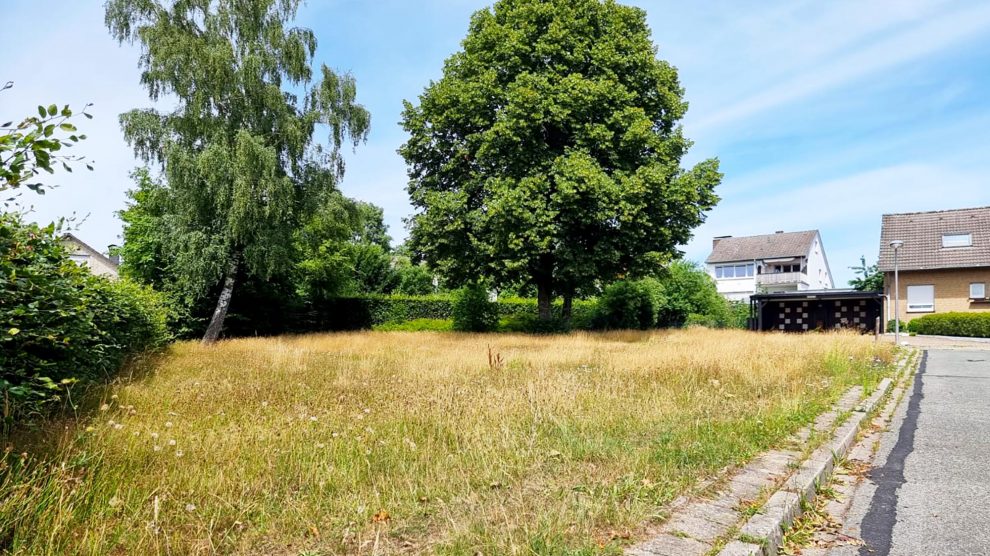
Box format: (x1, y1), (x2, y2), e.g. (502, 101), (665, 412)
(751, 289), (883, 302)
(706, 230), (818, 264)
(878, 206), (990, 272)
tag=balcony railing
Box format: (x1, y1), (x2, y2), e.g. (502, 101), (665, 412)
(755, 271), (808, 286)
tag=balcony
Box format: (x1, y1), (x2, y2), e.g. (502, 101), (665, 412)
(756, 271), (808, 287)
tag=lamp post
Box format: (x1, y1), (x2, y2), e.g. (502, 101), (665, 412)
(889, 240), (904, 344)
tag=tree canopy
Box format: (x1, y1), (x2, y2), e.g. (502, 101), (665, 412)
(400, 0), (721, 319)
(106, 0), (370, 341)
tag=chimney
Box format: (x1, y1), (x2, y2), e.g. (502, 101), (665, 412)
(775, 230), (784, 234)
(713, 235), (731, 249)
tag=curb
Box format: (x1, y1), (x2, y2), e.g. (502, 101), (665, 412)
(723, 376), (895, 556)
(625, 351), (916, 556)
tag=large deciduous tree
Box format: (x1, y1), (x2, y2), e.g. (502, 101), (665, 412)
(106, 0), (370, 343)
(401, 0), (721, 320)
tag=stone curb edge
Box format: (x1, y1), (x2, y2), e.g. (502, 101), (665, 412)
(718, 352), (917, 556)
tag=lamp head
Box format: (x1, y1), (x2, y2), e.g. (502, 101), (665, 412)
(889, 240), (904, 250)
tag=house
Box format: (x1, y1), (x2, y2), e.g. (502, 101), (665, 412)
(62, 233), (120, 279)
(878, 206), (990, 324)
(705, 230), (834, 301)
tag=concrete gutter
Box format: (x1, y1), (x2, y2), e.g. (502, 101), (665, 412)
(626, 352), (917, 556)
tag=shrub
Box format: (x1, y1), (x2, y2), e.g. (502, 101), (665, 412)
(656, 261), (730, 327)
(0, 215), (171, 425)
(452, 283), (499, 332)
(907, 312), (990, 337)
(593, 278), (663, 330)
(684, 313), (719, 328)
(885, 319), (908, 333)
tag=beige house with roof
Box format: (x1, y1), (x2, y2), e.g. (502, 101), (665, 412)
(879, 206), (990, 324)
(705, 230), (834, 302)
(62, 233), (120, 279)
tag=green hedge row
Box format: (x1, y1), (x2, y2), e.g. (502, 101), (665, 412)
(908, 312), (990, 338)
(1, 215), (171, 425)
(293, 294), (596, 332)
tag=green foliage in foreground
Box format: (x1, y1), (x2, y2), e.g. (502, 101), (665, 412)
(373, 318), (453, 332)
(908, 312), (990, 337)
(0, 215), (170, 426)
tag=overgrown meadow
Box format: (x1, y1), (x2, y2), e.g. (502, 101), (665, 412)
(1, 329), (893, 554)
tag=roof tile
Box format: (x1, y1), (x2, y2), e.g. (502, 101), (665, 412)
(878, 206), (990, 271)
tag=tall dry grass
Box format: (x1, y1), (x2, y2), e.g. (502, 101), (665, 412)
(0, 329), (893, 555)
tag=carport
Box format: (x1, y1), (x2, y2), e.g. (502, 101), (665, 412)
(750, 290), (884, 332)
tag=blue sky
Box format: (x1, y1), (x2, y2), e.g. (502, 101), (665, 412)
(3, 0), (990, 286)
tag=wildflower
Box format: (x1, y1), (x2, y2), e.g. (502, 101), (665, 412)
(100, 404), (110, 412)
(85, 426), (96, 433)
(133, 431), (141, 437)
(175, 450), (184, 458)
(153, 445), (162, 452)
(165, 421), (173, 428)
(113, 423), (124, 431)
(150, 432), (159, 439)
(261, 401), (269, 408)
(108, 420), (116, 427)
(363, 408), (371, 414)
(111, 394), (118, 400)
(310, 416), (318, 422)
(185, 503), (196, 512)
(315, 443), (326, 449)
(109, 496), (123, 508)
(168, 439), (176, 446)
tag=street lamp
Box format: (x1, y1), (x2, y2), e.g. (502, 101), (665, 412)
(889, 240), (904, 344)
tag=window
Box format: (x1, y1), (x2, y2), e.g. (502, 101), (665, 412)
(942, 233), (972, 248)
(715, 264), (754, 278)
(972, 283), (987, 299)
(906, 285), (935, 312)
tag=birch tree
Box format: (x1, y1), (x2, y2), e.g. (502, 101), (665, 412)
(106, 0), (369, 342)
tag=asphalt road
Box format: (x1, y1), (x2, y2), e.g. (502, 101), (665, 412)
(850, 350), (990, 556)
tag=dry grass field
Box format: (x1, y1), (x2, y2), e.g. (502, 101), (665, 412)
(0, 329), (894, 555)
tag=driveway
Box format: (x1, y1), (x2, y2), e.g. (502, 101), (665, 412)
(836, 350), (990, 555)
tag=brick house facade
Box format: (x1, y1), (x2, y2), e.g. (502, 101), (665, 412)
(878, 207), (990, 323)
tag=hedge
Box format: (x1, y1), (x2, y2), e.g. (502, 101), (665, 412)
(291, 294), (596, 332)
(908, 312), (990, 338)
(1, 215), (171, 426)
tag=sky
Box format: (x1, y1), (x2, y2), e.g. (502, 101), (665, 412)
(3, 0), (990, 287)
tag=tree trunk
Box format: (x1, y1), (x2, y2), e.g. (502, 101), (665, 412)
(202, 258), (238, 345)
(562, 291), (573, 324)
(537, 278), (553, 321)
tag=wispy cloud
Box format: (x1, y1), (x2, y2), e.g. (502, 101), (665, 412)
(689, 1), (990, 132)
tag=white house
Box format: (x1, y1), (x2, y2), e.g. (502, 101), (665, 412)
(705, 230), (834, 301)
(62, 233), (120, 279)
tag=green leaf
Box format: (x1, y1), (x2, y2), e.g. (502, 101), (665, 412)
(47, 104), (58, 116)
(8, 327), (20, 336)
(59, 123), (76, 132)
(37, 106), (46, 118)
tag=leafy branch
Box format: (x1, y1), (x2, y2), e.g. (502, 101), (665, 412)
(0, 81), (94, 195)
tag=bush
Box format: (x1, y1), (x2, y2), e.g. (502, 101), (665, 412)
(452, 283), (499, 332)
(684, 313), (720, 328)
(0, 215), (171, 425)
(593, 278), (663, 330)
(885, 319), (908, 333)
(907, 312), (990, 337)
(656, 261), (730, 328)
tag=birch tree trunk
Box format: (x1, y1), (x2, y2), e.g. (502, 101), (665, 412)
(202, 258), (238, 344)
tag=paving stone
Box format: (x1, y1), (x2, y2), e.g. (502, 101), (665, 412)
(718, 540), (764, 556)
(624, 533), (710, 556)
(763, 490), (802, 530)
(661, 502), (740, 542)
(746, 450), (799, 477)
